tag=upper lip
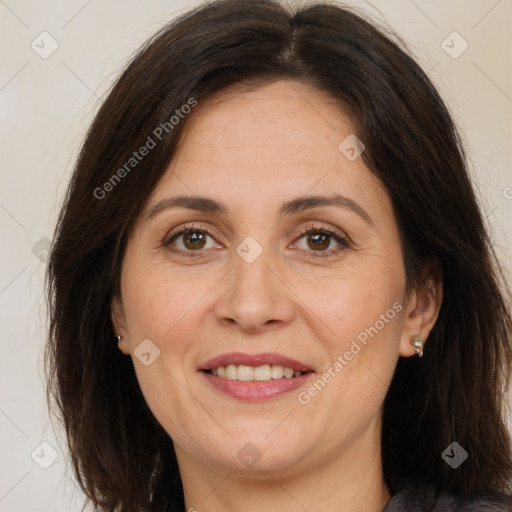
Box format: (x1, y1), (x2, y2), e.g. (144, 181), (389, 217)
(200, 352), (314, 373)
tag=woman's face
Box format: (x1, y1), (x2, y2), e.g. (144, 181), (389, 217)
(113, 80), (437, 476)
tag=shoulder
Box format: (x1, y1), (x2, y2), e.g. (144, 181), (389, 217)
(382, 479), (512, 512)
(457, 492), (512, 511)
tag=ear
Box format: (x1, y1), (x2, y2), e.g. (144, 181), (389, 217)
(399, 259), (443, 357)
(111, 294), (131, 355)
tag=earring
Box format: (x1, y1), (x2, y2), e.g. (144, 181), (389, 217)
(117, 334), (123, 344)
(411, 335), (424, 357)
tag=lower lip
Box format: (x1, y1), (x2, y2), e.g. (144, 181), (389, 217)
(201, 371), (314, 401)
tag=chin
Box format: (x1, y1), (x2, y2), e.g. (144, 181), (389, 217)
(195, 432), (313, 473)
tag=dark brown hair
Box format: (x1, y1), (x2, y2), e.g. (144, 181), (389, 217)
(45, 0), (512, 510)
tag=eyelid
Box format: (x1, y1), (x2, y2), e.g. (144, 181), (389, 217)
(163, 222), (223, 245)
(163, 221), (351, 256)
(294, 222), (351, 245)
(291, 223), (351, 257)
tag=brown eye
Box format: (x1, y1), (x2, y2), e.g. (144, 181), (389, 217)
(305, 232), (331, 251)
(165, 227), (219, 254)
(294, 226), (350, 257)
(181, 231), (207, 250)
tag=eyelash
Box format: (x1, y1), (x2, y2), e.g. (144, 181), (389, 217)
(162, 222), (351, 258)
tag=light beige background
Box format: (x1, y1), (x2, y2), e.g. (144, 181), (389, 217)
(1, 1), (511, 511)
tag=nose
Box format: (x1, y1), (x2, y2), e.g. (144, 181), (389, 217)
(213, 248), (295, 333)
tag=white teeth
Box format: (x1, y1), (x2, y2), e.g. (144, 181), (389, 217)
(237, 365), (254, 381)
(283, 367), (294, 379)
(271, 365), (284, 379)
(254, 365), (271, 381)
(209, 364), (303, 381)
(226, 364), (237, 380)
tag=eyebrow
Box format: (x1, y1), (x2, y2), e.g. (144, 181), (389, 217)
(144, 194), (374, 225)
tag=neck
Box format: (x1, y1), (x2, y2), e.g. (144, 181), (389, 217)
(176, 418), (391, 512)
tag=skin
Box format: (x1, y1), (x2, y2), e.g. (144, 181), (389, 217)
(112, 79), (442, 512)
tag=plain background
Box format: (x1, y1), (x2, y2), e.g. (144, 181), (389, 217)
(1, 0), (511, 510)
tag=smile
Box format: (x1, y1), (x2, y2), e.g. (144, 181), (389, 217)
(206, 364), (303, 380)
(200, 352), (315, 401)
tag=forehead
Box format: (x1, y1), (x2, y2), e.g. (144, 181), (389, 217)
(177, 80), (352, 163)
(145, 80), (391, 219)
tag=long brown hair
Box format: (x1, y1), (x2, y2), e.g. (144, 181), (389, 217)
(45, 1), (512, 510)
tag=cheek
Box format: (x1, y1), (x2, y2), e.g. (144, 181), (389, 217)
(293, 266), (404, 412)
(122, 256), (202, 342)
(296, 266), (404, 348)
(121, 262), (205, 437)
(319, 279), (403, 394)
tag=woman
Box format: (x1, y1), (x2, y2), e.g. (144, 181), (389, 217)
(45, 0), (512, 510)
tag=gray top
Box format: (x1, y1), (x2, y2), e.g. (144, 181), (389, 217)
(382, 480), (512, 511)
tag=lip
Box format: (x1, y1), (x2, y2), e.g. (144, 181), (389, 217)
(200, 352), (313, 372)
(201, 371), (314, 401)
(199, 352), (315, 402)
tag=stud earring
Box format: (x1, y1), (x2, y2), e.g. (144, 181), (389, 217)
(111, 313), (122, 345)
(411, 335), (424, 357)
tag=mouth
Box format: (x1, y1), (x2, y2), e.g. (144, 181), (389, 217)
(204, 364), (306, 380)
(199, 352), (315, 401)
